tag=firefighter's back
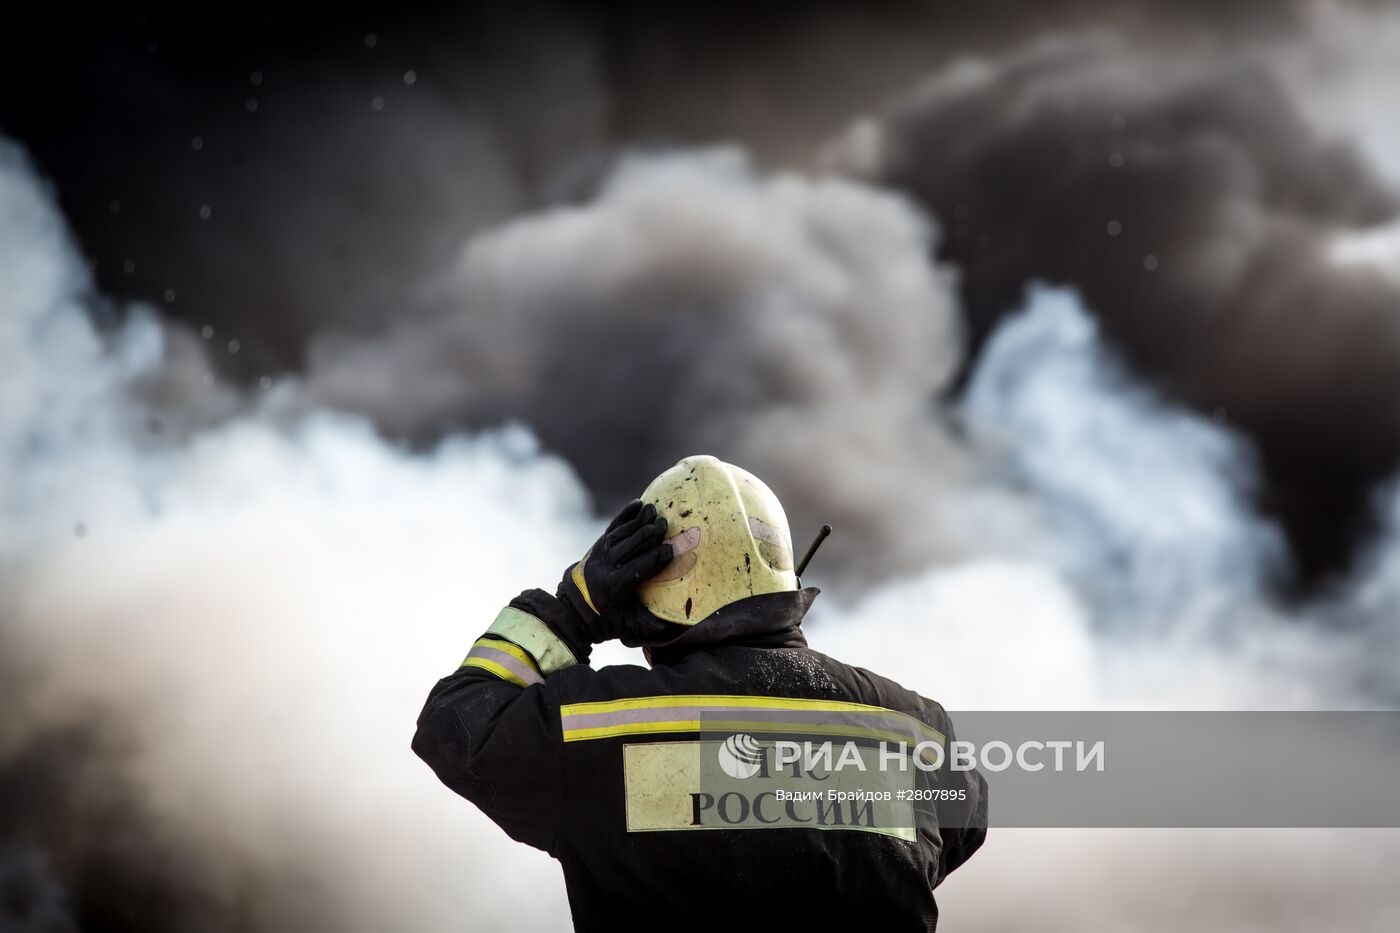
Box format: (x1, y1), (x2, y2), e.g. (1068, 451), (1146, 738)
(547, 641), (982, 932)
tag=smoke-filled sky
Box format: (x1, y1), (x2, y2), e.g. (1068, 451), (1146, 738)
(4, 3), (1400, 931)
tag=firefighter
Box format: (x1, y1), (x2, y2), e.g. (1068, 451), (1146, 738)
(413, 455), (986, 931)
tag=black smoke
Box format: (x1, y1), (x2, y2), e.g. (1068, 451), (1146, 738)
(837, 33), (1400, 586)
(0, 1), (1353, 373)
(7, 3), (1396, 586)
(0, 666), (233, 933)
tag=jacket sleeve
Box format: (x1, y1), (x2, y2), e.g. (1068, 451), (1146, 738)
(920, 697), (989, 885)
(411, 587), (594, 854)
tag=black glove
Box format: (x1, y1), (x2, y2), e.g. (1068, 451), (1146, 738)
(559, 499), (686, 647)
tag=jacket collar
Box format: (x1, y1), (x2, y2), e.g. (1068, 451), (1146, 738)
(648, 587), (818, 664)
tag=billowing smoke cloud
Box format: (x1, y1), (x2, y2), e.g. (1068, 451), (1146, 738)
(963, 285), (1288, 635)
(3, 418), (600, 932)
(825, 28), (1400, 582)
(1278, 2), (1400, 188)
(14, 4), (1350, 383)
(66, 6), (1400, 590)
(19, 4), (1400, 588)
(7, 17), (1400, 927)
(1, 137), (598, 931)
(301, 150), (1036, 582)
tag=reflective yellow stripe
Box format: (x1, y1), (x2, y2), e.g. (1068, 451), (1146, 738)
(463, 655), (530, 688)
(472, 636), (538, 672)
(566, 720), (706, 741)
(570, 561), (599, 615)
(563, 719), (931, 747)
(561, 694), (892, 716)
(559, 694), (945, 758)
(484, 606), (579, 674)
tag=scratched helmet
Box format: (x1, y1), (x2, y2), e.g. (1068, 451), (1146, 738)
(637, 455), (797, 625)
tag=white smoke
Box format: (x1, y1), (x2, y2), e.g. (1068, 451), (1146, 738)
(4, 132), (1400, 933)
(812, 285), (1362, 713)
(15, 420), (602, 932)
(1279, 0), (1400, 188)
(963, 285), (1288, 635)
(1, 138), (589, 930)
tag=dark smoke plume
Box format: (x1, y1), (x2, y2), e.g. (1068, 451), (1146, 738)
(828, 32), (1400, 583)
(299, 150), (1028, 583)
(0, 2), (1342, 380)
(0, 646), (230, 933)
(21, 6), (1385, 586)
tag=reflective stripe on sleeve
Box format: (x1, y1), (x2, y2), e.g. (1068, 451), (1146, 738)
(462, 637), (544, 687)
(484, 605), (580, 675)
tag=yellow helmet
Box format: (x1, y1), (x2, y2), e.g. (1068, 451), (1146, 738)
(637, 455), (798, 624)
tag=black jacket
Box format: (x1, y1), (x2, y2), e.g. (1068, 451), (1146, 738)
(413, 587), (987, 932)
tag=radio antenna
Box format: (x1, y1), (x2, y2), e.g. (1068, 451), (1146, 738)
(795, 524), (832, 578)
